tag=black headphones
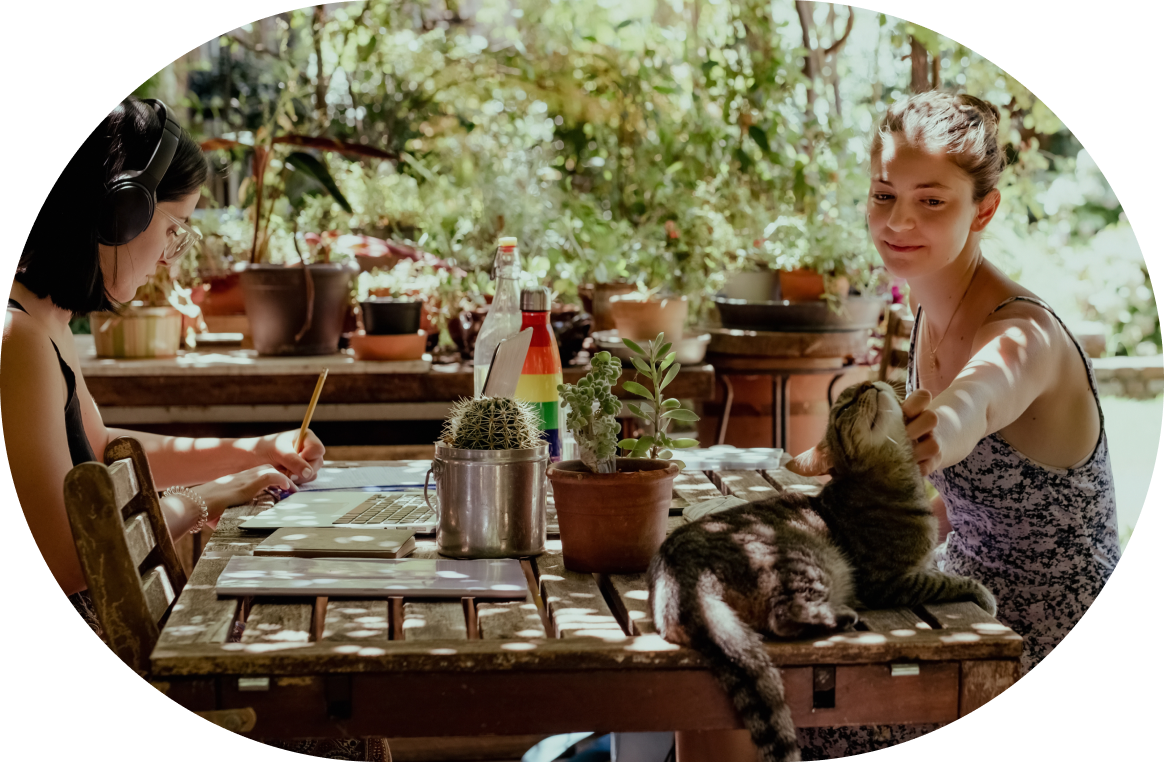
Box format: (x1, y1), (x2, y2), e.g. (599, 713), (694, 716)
(96, 98), (182, 246)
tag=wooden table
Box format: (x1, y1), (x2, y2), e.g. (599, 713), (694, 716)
(76, 336), (715, 427)
(149, 464), (1022, 755)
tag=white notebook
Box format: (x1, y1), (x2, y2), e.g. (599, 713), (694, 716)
(216, 556), (528, 599)
(299, 465), (430, 492)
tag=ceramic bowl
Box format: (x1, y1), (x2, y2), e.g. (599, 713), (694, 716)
(349, 330), (427, 361)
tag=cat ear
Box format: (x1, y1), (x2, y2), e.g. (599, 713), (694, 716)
(789, 445), (834, 477)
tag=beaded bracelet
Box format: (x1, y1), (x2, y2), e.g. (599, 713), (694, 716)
(163, 486), (209, 535)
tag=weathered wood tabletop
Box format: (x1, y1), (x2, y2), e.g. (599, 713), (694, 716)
(150, 462), (1022, 740)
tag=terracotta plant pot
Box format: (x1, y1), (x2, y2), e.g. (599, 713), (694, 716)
(195, 269), (248, 316)
(579, 282), (636, 332)
(778, 269), (825, 302)
(240, 263), (357, 356)
(90, 305), (183, 358)
(609, 294), (688, 347)
(548, 458), (680, 573)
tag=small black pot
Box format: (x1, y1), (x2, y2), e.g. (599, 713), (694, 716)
(360, 298), (423, 335)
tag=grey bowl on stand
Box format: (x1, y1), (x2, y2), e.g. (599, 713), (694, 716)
(714, 295), (885, 333)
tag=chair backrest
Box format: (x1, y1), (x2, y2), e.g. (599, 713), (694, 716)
(877, 303), (916, 398)
(64, 436), (188, 675)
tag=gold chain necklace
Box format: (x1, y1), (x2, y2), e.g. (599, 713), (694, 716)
(926, 259), (983, 374)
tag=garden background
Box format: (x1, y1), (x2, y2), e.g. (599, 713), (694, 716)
(131, 0), (1158, 544)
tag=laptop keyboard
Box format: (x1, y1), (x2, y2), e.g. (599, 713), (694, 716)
(334, 493), (435, 526)
(334, 493), (560, 533)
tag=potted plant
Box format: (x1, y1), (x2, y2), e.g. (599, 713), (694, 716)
(608, 283), (689, 349)
(548, 338), (699, 573)
(355, 268), (425, 336)
(91, 266), (203, 358)
(428, 396), (549, 558)
(203, 120), (396, 356)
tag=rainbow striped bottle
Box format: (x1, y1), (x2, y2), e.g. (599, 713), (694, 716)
(514, 287), (563, 461)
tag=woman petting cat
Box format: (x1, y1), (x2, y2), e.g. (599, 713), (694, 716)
(790, 91), (1122, 756)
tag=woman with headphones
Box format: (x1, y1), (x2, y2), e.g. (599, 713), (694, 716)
(1, 97), (325, 624)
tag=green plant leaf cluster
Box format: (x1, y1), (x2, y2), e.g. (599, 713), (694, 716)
(617, 333), (700, 464)
(557, 351), (623, 473)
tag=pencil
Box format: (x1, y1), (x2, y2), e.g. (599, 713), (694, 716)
(296, 369), (329, 452)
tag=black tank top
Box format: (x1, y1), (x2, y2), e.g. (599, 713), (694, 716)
(7, 299), (97, 466)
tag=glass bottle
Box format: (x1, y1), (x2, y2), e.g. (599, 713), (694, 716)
(514, 287), (564, 461)
(473, 237), (523, 397)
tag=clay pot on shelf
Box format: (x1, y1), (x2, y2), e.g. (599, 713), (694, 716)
(349, 330), (428, 361)
(547, 458), (680, 573)
(240, 262), (357, 356)
(609, 293), (689, 347)
(90, 304), (183, 358)
(721, 270), (780, 302)
(359, 298), (424, 335)
(778, 268), (826, 302)
(578, 282), (636, 332)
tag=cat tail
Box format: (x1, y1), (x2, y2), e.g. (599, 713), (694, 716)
(685, 570), (801, 762)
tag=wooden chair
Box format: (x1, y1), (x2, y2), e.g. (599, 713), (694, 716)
(877, 303), (915, 399)
(64, 436), (187, 676)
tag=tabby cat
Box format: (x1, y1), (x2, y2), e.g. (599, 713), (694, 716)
(648, 381), (996, 762)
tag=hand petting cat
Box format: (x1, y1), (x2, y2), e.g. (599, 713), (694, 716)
(788, 388), (941, 477)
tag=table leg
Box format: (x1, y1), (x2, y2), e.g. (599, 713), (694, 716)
(675, 729), (758, 762)
(771, 375), (791, 451)
(717, 375), (735, 446)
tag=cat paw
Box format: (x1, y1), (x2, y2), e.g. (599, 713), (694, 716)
(972, 584), (998, 617)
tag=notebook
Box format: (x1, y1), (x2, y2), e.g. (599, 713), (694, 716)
(253, 527), (416, 559)
(299, 465), (430, 492)
(216, 556), (528, 599)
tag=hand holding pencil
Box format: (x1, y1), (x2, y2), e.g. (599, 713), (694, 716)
(256, 369), (328, 484)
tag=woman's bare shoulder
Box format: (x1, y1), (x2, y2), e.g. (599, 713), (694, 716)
(2, 308), (63, 382)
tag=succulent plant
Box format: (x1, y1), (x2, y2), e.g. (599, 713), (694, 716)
(558, 350), (623, 473)
(619, 333), (700, 466)
(441, 396), (543, 451)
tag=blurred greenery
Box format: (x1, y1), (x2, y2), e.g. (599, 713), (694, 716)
(141, 0), (1156, 356)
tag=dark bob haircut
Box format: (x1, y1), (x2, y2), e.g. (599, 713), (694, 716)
(17, 96), (208, 314)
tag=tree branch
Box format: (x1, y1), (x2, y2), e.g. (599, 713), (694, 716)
(822, 7), (856, 58)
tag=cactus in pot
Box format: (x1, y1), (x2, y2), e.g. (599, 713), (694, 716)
(441, 396), (542, 451)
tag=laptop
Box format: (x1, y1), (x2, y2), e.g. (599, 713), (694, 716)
(240, 490), (440, 532)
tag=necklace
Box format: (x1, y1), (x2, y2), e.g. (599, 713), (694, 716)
(926, 259), (983, 374)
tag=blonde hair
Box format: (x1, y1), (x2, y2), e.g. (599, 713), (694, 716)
(871, 92), (1006, 201)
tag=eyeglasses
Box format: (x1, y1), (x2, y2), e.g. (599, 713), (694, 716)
(157, 208), (202, 264)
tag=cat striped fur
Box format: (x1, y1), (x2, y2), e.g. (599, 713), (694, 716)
(648, 381), (996, 762)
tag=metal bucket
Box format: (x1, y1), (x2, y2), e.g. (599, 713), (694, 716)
(424, 442), (548, 558)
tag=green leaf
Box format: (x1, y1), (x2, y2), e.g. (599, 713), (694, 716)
(658, 342), (673, 359)
(671, 438), (699, 448)
(661, 362), (680, 389)
(622, 381), (653, 399)
(617, 438), (639, 450)
(631, 357), (652, 377)
(627, 402), (647, 419)
(665, 161), (684, 175)
(663, 408), (700, 422)
(633, 436), (655, 455)
(660, 352), (677, 370)
(622, 337), (646, 356)
(284, 152), (352, 212)
(616, 19), (635, 29)
(671, 460), (687, 470)
(748, 125), (771, 153)
(662, 398), (681, 410)
(658, 450), (673, 460)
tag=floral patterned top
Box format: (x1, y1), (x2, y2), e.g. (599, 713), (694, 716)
(908, 296), (1122, 674)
